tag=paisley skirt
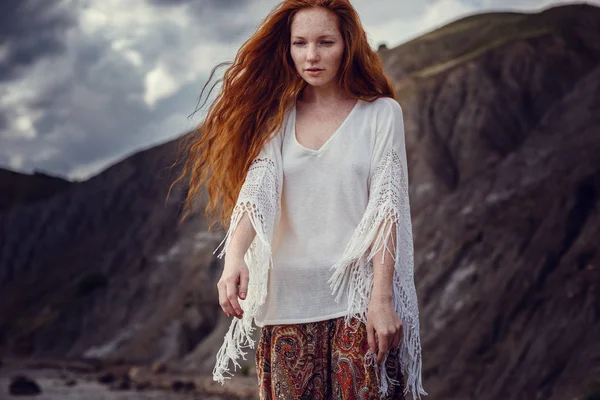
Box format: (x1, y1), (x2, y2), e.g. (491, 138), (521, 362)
(255, 315), (405, 400)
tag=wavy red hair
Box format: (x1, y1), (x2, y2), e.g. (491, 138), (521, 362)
(171, 0), (396, 231)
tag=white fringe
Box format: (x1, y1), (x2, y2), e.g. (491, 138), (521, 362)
(210, 145), (427, 399)
(211, 157), (279, 384)
(328, 149), (428, 399)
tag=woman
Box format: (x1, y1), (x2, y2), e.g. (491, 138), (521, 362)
(174, 0), (426, 399)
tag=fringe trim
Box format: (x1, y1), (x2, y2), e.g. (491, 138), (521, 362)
(328, 150), (427, 399)
(329, 236), (427, 398)
(213, 200), (272, 263)
(211, 157), (279, 384)
(211, 201), (273, 383)
(212, 309), (256, 383)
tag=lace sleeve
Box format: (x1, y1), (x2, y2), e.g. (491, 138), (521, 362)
(212, 132), (283, 385)
(213, 156), (279, 261)
(328, 98), (427, 399)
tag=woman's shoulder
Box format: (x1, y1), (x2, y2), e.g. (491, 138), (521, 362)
(360, 96), (402, 122)
(361, 96), (401, 112)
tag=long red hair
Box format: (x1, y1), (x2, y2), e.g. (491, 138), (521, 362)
(171, 0), (396, 231)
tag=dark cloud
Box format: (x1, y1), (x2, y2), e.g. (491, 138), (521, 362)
(0, 0), (218, 178)
(0, 20), (157, 176)
(1, 0), (583, 179)
(28, 39), (153, 168)
(0, 0), (76, 82)
(0, 113), (8, 131)
(146, 0), (257, 43)
(148, 0), (247, 8)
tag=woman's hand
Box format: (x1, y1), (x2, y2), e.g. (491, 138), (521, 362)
(217, 255), (249, 319)
(366, 294), (403, 363)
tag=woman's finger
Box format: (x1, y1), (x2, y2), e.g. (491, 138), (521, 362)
(367, 322), (377, 357)
(217, 281), (233, 317)
(226, 279), (243, 318)
(238, 268), (249, 300)
(376, 329), (391, 364)
(391, 328), (402, 349)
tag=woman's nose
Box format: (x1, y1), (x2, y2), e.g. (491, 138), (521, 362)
(307, 44), (319, 61)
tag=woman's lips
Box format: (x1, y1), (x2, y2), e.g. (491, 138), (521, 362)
(306, 69), (323, 75)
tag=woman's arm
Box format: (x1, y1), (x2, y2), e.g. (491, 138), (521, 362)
(217, 210), (256, 319)
(213, 133), (283, 321)
(223, 208), (257, 259)
(372, 222), (397, 298)
(328, 98), (426, 398)
(367, 222), (403, 363)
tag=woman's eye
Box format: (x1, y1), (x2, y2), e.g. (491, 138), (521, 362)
(292, 41), (334, 45)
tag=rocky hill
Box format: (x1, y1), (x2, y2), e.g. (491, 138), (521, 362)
(0, 169), (72, 213)
(0, 3), (599, 400)
(1, 146), (222, 365)
(378, 4), (600, 399)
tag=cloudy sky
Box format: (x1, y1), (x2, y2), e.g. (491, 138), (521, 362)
(0, 0), (597, 180)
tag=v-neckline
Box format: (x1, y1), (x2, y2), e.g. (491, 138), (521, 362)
(292, 99), (361, 154)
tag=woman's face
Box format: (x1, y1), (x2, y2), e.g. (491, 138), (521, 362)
(290, 7), (345, 87)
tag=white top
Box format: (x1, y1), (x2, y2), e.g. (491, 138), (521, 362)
(254, 96), (402, 326)
(212, 94), (427, 399)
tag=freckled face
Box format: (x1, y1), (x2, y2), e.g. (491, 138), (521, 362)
(290, 7), (345, 87)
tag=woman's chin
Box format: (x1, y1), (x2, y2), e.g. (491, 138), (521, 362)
(303, 76), (333, 86)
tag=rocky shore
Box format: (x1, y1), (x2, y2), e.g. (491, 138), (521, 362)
(0, 357), (259, 399)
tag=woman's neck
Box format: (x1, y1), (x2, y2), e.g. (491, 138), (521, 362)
(299, 84), (350, 105)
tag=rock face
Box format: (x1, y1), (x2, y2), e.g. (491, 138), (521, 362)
(0, 169), (72, 213)
(377, 4), (600, 399)
(0, 141), (233, 370)
(0, 3), (599, 400)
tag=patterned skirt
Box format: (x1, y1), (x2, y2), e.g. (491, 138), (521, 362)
(255, 315), (405, 400)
